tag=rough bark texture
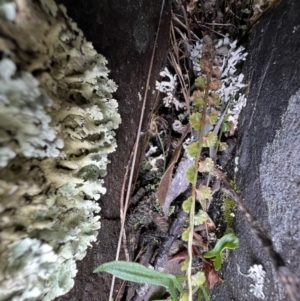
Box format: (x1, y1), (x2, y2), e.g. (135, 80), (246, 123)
(212, 0), (300, 300)
(55, 0), (171, 300)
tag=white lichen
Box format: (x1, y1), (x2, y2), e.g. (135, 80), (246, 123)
(189, 37), (248, 129)
(0, 0), (121, 300)
(237, 263), (266, 299)
(157, 36), (247, 128)
(1, 238), (58, 301)
(156, 67), (177, 93)
(248, 264), (266, 299)
(0, 59), (63, 167)
(156, 67), (185, 110)
(189, 41), (203, 74)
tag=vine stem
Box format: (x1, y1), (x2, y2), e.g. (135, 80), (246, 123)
(187, 73), (211, 300)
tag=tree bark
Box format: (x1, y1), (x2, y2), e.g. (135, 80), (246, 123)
(55, 1), (171, 300)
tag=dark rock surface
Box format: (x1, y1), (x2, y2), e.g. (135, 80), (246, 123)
(212, 0), (300, 300)
(55, 0), (171, 300)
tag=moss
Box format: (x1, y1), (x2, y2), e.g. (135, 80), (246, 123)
(222, 196), (237, 233)
(229, 179), (238, 191)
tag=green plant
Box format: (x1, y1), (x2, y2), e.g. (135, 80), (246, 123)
(181, 38), (240, 299)
(95, 36), (245, 300)
(94, 261), (185, 301)
(94, 38), (244, 301)
(203, 233), (239, 271)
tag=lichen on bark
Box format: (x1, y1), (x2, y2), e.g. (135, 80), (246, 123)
(0, 0), (121, 300)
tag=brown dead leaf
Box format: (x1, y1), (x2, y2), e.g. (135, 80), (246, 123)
(193, 231), (208, 248)
(168, 249), (188, 263)
(156, 126), (190, 210)
(206, 216), (216, 232)
(208, 266), (223, 289)
(156, 148), (181, 207)
(204, 261), (223, 289)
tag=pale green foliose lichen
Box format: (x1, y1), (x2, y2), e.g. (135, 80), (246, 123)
(0, 0), (121, 300)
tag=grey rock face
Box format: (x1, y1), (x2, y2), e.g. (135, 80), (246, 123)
(260, 89), (300, 295)
(211, 0), (300, 300)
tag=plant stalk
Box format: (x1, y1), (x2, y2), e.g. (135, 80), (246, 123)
(187, 73), (211, 300)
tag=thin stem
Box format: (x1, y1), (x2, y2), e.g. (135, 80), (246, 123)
(187, 73), (211, 300)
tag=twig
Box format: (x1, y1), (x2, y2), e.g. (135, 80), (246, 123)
(109, 1), (167, 300)
(181, 4), (191, 41)
(172, 13), (202, 42)
(214, 168), (300, 301)
(120, 152), (134, 262)
(197, 23), (228, 38)
(109, 148), (133, 300)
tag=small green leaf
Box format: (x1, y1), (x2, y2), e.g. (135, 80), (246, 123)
(198, 285), (211, 301)
(179, 292), (189, 301)
(193, 90), (205, 110)
(186, 166), (197, 185)
(203, 233), (239, 271)
(196, 185), (212, 201)
(189, 112), (201, 130)
(221, 121), (231, 132)
(187, 141), (201, 157)
(207, 111), (219, 125)
(194, 210), (208, 225)
(181, 258), (189, 271)
(182, 197), (193, 213)
(194, 97), (204, 110)
(202, 131), (218, 147)
(195, 76), (206, 91)
(210, 93), (220, 107)
(191, 271), (206, 287)
(214, 254), (222, 271)
(198, 157), (214, 173)
(176, 275), (187, 282)
(181, 227), (190, 241)
(94, 261), (184, 300)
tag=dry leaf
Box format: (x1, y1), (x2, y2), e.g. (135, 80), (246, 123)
(205, 262), (223, 289)
(156, 148), (181, 207)
(162, 156), (193, 215)
(156, 126), (190, 212)
(168, 249), (188, 263)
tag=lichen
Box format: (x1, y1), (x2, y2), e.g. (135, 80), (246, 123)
(0, 58), (63, 168)
(0, 0), (121, 300)
(188, 37), (247, 129)
(237, 264), (266, 299)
